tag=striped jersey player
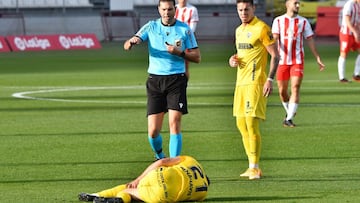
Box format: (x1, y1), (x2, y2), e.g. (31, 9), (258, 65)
(271, 0), (325, 128)
(175, 0), (199, 79)
(175, 0), (199, 33)
(338, 0), (360, 82)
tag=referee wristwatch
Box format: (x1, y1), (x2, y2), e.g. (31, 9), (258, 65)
(180, 51), (186, 58)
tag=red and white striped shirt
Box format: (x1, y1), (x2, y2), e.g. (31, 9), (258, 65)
(272, 15), (314, 65)
(175, 3), (199, 32)
(340, 0), (360, 35)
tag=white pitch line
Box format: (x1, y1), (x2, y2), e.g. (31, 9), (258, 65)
(10, 85), (360, 106)
(11, 86), (233, 105)
(11, 86), (147, 104)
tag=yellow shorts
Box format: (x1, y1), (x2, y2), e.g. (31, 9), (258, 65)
(233, 84), (267, 120)
(138, 167), (180, 203)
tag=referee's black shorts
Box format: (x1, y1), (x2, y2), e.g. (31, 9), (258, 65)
(146, 73), (188, 116)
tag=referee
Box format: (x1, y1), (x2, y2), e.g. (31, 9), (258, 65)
(123, 0), (201, 159)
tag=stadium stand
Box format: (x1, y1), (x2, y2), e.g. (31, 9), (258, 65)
(90, 0), (239, 7)
(132, 0), (234, 5)
(133, 0), (157, 6)
(0, 0), (269, 42)
(188, 0), (233, 4)
(0, 0), (93, 8)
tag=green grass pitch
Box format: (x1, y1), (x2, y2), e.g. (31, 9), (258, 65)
(1, 40), (360, 202)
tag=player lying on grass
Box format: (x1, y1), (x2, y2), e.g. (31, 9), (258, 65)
(78, 156), (210, 203)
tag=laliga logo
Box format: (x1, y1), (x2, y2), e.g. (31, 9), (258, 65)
(59, 35), (95, 49)
(14, 37), (50, 50)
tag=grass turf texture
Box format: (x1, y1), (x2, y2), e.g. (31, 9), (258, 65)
(1, 41), (360, 202)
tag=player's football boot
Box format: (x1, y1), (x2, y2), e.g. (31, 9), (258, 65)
(353, 75), (360, 82)
(93, 197), (124, 203)
(283, 119), (296, 128)
(78, 193), (97, 202)
(248, 168), (262, 180)
(240, 168), (262, 180)
(239, 168), (252, 177)
(339, 78), (349, 83)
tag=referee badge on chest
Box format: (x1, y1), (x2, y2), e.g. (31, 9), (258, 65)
(175, 39), (182, 48)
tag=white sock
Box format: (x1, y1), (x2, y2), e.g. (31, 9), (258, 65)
(354, 55), (360, 76)
(282, 102), (289, 113)
(286, 103), (298, 121)
(249, 163), (259, 169)
(338, 56), (346, 80)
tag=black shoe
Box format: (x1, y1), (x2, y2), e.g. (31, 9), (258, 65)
(340, 78), (349, 83)
(283, 119), (296, 128)
(93, 197), (124, 203)
(353, 75), (360, 82)
(78, 193), (97, 202)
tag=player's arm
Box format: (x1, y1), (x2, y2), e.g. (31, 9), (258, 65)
(126, 157), (182, 189)
(189, 8), (199, 33)
(124, 36), (142, 51)
(165, 42), (201, 63)
(344, 15), (359, 42)
(272, 33), (279, 42)
(263, 43), (279, 97)
(306, 36), (325, 71)
(189, 22), (198, 33)
(183, 47), (201, 63)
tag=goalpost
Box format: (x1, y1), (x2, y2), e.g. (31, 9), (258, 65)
(0, 12), (26, 36)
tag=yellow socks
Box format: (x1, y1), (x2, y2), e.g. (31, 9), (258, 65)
(97, 184), (126, 197)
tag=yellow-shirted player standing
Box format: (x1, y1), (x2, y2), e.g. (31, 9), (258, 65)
(78, 156), (210, 203)
(229, 0), (279, 180)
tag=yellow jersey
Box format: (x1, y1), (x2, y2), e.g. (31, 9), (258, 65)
(235, 16), (275, 86)
(139, 156), (209, 203)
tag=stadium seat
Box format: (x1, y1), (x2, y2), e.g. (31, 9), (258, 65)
(0, 0), (16, 8)
(190, 0), (231, 5)
(133, 0), (158, 6)
(65, 0), (93, 7)
(0, 0), (93, 8)
(45, 0), (63, 7)
(132, 0), (232, 6)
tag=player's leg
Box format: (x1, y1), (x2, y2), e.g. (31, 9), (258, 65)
(79, 184), (128, 202)
(244, 116), (262, 180)
(278, 80), (289, 111)
(97, 184), (127, 198)
(285, 75), (302, 123)
(148, 113), (166, 159)
(167, 73), (188, 157)
(276, 65), (290, 116)
(236, 117), (249, 158)
(168, 110), (183, 157)
(93, 191), (131, 203)
(284, 64), (303, 127)
(338, 33), (350, 82)
(353, 47), (360, 82)
(237, 117), (253, 177)
(246, 117), (261, 166)
(146, 75), (167, 159)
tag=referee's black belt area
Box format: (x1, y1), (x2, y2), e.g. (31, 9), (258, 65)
(149, 73), (186, 77)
